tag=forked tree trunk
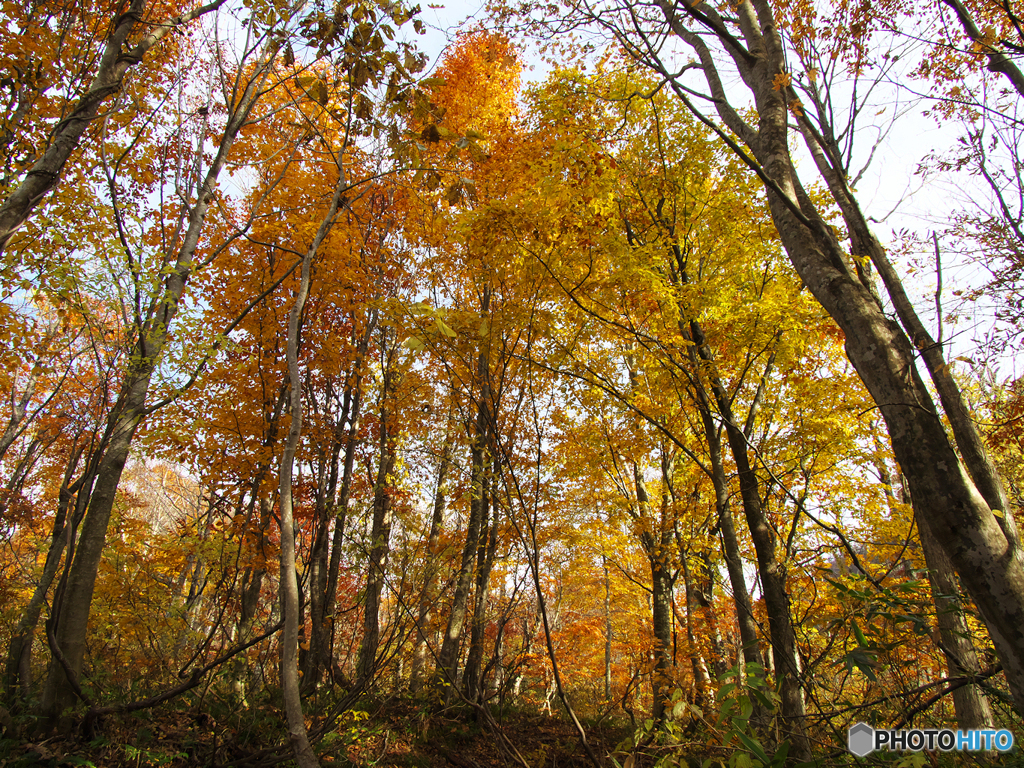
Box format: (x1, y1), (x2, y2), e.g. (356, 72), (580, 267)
(436, 346), (492, 695)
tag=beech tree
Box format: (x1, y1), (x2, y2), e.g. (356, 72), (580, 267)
(498, 0), (1024, 717)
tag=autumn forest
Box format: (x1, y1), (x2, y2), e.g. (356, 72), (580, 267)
(0, 0), (1022, 765)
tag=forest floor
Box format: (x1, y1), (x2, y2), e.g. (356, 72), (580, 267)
(0, 697), (637, 768)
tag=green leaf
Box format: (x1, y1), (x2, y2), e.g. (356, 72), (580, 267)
(750, 687), (774, 710)
(851, 619), (869, 648)
(770, 740), (790, 768)
(737, 732), (770, 767)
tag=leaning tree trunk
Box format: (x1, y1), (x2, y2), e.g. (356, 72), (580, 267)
(650, 0), (1024, 712)
(37, 51), (275, 722)
(0, 0), (227, 255)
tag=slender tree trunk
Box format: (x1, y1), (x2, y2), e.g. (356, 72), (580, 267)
(435, 440), (486, 693)
(464, 478), (498, 703)
(679, 556), (713, 706)
(4, 446), (83, 701)
(276, 148), (353, 768)
(436, 356), (491, 694)
(304, 431), (342, 688)
(324, 328), (371, 685)
(682, 319), (809, 760)
(308, 366), (366, 689)
(919, 520), (995, 730)
(411, 434), (452, 691)
(604, 557), (613, 701)
(703, 416), (763, 671)
(37, 51), (275, 721)
(872, 449), (995, 728)
(634, 463), (674, 722)
(357, 351), (398, 686)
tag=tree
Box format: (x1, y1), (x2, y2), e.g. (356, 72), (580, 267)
(502, 0), (1024, 716)
(37, 18), (284, 719)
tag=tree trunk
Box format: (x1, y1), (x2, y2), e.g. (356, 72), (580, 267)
(357, 350), (398, 686)
(681, 318), (809, 760)
(411, 434), (452, 691)
(679, 556), (713, 707)
(435, 436), (486, 693)
(873, 449), (995, 729)
(634, 462), (674, 721)
(276, 143), (354, 768)
(702, 411), (763, 671)
(436, 354), (491, 694)
(919, 519), (995, 730)
(324, 327), (372, 686)
(463, 475), (498, 703)
(37, 49), (275, 722)
(4, 445), (83, 701)
(604, 557), (613, 701)
(653, 0), (1024, 711)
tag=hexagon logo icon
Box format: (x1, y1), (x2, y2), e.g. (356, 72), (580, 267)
(848, 722), (875, 757)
